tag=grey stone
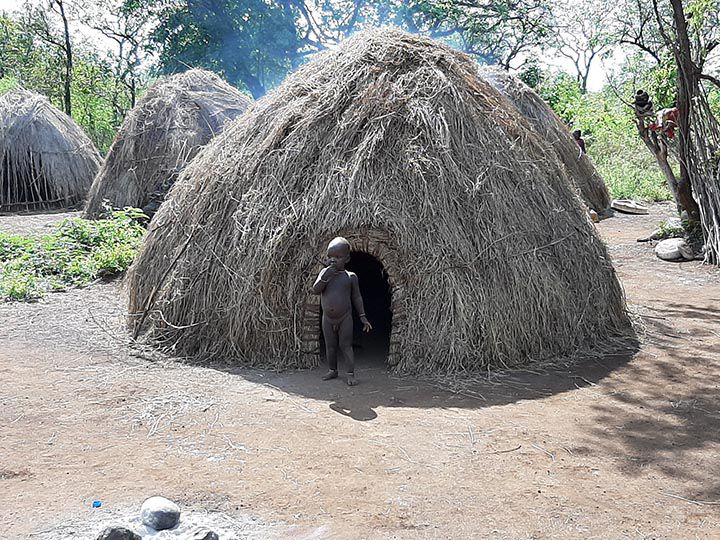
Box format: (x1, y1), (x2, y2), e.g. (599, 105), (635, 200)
(96, 526), (141, 540)
(140, 496), (181, 531)
(655, 238), (694, 261)
(187, 529), (220, 540)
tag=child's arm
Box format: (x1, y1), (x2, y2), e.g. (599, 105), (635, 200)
(312, 266), (336, 294)
(350, 274), (372, 332)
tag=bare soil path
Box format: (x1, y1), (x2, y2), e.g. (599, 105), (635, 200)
(1, 204), (719, 539)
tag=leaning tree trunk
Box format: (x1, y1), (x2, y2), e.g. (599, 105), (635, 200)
(634, 116), (682, 210)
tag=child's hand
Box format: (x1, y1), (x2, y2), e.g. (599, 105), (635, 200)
(361, 316), (372, 333)
(321, 265), (338, 282)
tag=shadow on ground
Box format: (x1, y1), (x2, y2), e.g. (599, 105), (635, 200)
(195, 339), (639, 418)
(583, 303), (720, 503)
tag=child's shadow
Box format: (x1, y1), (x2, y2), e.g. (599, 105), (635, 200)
(329, 402), (378, 421)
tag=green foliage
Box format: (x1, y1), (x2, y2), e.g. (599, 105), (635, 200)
(0, 209), (146, 302)
(656, 218), (685, 240)
(0, 11), (142, 153)
(518, 60), (543, 89)
(709, 85), (720, 118)
(620, 52), (677, 108)
(536, 72), (583, 123)
(148, 0), (302, 98)
(574, 91), (671, 201)
(0, 75), (18, 94)
(70, 53), (127, 153)
(535, 69), (672, 202)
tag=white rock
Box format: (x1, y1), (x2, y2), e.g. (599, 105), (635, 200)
(655, 238), (694, 261)
(140, 496), (181, 531)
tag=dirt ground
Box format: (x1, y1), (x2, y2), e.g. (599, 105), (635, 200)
(1, 204), (719, 539)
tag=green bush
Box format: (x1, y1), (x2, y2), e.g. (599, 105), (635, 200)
(0, 208), (146, 302)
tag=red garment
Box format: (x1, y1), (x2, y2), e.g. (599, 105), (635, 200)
(649, 107), (678, 139)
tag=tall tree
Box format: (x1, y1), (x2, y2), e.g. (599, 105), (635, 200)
(26, 0), (74, 115)
(146, 0), (302, 98)
(82, 0), (152, 120)
(293, 0), (555, 68)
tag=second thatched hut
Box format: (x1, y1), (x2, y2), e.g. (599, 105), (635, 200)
(479, 66), (611, 213)
(84, 69), (252, 218)
(0, 89), (100, 212)
(127, 29), (630, 374)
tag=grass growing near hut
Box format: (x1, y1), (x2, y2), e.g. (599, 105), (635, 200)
(0, 208), (145, 301)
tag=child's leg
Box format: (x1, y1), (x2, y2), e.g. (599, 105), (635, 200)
(338, 313), (356, 385)
(321, 315), (339, 379)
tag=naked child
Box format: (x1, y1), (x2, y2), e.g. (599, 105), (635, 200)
(312, 237), (372, 386)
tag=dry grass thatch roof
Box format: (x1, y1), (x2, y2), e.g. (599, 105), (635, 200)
(0, 89), (100, 211)
(84, 69), (252, 217)
(479, 66), (611, 212)
(127, 29), (631, 374)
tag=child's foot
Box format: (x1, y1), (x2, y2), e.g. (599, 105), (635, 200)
(347, 373), (358, 386)
(322, 370), (338, 381)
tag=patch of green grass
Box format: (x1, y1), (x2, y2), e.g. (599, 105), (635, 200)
(594, 156), (672, 202)
(0, 208), (146, 302)
(655, 218), (685, 240)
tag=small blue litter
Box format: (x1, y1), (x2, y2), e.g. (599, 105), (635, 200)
(92, 500), (102, 508)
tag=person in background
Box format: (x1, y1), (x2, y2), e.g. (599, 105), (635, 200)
(572, 129), (587, 155)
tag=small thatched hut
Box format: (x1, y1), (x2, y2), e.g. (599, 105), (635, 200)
(479, 66), (611, 212)
(128, 29), (630, 374)
(84, 69), (252, 218)
(0, 89), (100, 211)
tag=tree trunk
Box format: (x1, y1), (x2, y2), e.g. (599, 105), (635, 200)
(56, 0), (72, 117)
(669, 0), (701, 221)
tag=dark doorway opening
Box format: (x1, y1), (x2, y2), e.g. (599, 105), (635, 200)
(319, 251), (392, 368)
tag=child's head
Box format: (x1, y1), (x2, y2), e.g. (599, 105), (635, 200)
(572, 129), (582, 139)
(326, 237), (351, 270)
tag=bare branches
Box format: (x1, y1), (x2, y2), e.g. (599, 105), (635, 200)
(551, 0), (617, 92)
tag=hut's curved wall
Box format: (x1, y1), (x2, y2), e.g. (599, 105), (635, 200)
(84, 69), (252, 218)
(479, 66), (612, 212)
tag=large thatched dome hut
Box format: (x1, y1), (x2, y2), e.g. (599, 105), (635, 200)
(0, 89), (100, 211)
(479, 66), (611, 212)
(128, 29), (630, 374)
(84, 69), (252, 218)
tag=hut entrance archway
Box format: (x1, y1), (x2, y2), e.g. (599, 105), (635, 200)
(317, 251), (392, 367)
(346, 251), (392, 366)
(301, 232), (405, 369)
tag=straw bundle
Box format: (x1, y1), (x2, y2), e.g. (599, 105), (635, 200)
(0, 89), (100, 211)
(480, 66), (611, 212)
(128, 29), (630, 374)
(84, 69), (252, 218)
